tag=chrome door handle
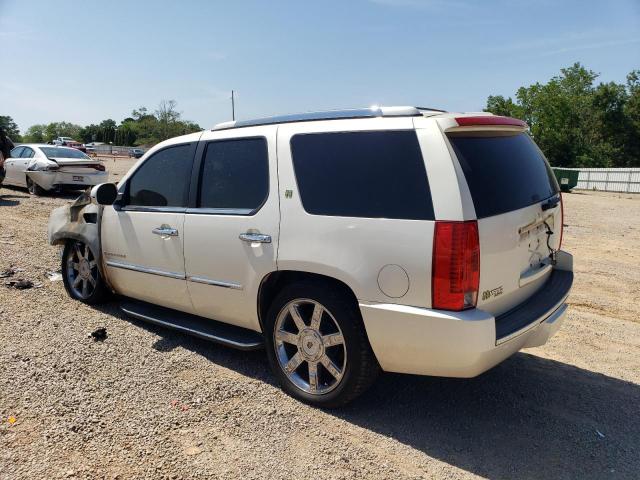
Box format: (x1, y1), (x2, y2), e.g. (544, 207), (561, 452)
(239, 232), (271, 243)
(152, 226), (179, 237)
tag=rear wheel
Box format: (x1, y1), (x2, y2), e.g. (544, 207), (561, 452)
(62, 240), (111, 304)
(264, 281), (379, 408)
(26, 177), (46, 196)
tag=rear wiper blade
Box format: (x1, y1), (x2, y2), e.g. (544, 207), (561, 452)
(541, 194), (560, 211)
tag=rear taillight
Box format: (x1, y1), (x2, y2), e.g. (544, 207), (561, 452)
(93, 164), (105, 171)
(432, 221), (480, 311)
(559, 192), (564, 250)
(46, 164), (59, 171)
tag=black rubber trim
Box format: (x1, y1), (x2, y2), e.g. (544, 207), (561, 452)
(120, 298), (264, 350)
(495, 269), (573, 341)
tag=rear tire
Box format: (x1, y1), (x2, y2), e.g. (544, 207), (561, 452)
(62, 240), (111, 304)
(264, 281), (379, 408)
(26, 177), (46, 196)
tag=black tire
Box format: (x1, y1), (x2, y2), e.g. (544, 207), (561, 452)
(264, 281), (380, 408)
(61, 240), (111, 304)
(26, 177), (46, 196)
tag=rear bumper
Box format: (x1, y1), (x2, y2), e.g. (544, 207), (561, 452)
(360, 251), (573, 377)
(27, 170), (108, 190)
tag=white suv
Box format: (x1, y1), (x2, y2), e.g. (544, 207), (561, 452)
(48, 106), (573, 407)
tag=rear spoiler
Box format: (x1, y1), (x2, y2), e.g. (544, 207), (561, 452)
(444, 116), (529, 133)
(49, 157), (102, 166)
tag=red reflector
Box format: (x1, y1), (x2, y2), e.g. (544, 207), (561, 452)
(432, 221), (480, 311)
(455, 116), (528, 128)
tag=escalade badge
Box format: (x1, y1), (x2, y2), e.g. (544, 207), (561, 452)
(482, 286), (503, 301)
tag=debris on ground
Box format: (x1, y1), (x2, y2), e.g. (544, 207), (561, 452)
(46, 271), (63, 282)
(89, 327), (108, 342)
(0, 267), (23, 278)
(5, 279), (35, 289)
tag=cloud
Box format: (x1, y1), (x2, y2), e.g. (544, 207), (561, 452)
(485, 29), (640, 57)
(540, 38), (640, 57)
(206, 51), (227, 61)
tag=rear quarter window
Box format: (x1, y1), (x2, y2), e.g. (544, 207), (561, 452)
(290, 130), (434, 220)
(448, 132), (559, 218)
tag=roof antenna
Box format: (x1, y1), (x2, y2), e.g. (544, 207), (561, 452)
(231, 90), (235, 121)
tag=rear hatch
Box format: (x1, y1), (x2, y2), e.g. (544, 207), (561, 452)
(447, 127), (562, 316)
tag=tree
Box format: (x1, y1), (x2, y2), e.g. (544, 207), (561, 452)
(43, 122), (83, 142)
(20, 100), (202, 149)
(23, 124), (47, 143)
(0, 116), (22, 142)
(624, 71), (640, 166)
(484, 63), (640, 168)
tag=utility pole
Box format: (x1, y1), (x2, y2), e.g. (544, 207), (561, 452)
(231, 90), (235, 121)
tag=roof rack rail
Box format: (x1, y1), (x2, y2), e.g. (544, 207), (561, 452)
(212, 106), (446, 131)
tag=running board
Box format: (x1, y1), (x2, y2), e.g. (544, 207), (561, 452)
(119, 299), (264, 350)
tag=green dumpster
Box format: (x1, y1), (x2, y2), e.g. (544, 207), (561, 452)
(552, 168), (579, 192)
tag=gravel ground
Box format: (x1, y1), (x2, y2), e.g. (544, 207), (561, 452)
(1, 168), (639, 479)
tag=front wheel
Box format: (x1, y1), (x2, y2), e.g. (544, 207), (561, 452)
(62, 240), (111, 304)
(264, 282), (380, 408)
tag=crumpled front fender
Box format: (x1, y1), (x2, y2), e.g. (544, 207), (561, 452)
(48, 192), (109, 286)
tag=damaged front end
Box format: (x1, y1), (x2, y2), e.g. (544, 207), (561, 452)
(48, 190), (107, 284)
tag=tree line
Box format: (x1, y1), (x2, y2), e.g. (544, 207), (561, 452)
(1, 100), (202, 147)
(485, 63), (640, 168)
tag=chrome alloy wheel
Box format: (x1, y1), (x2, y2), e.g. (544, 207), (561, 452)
(274, 299), (347, 395)
(66, 242), (98, 299)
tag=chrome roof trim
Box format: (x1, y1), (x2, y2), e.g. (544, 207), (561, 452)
(212, 106), (446, 131)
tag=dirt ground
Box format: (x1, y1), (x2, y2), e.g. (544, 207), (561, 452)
(0, 162), (639, 479)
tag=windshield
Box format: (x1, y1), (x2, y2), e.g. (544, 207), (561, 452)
(41, 147), (90, 160)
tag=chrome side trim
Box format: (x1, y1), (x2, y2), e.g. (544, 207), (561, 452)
(187, 276), (243, 290)
(185, 207), (254, 216)
(120, 206), (187, 213)
(105, 260), (185, 280)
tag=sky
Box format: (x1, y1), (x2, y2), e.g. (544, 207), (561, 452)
(1, 0), (639, 133)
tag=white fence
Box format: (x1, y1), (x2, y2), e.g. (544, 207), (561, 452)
(553, 168), (640, 193)
(91, 144), (149, 155)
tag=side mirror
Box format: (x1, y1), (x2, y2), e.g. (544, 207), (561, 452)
(90, 183), (118, 205)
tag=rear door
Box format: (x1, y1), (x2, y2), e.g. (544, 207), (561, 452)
(4, 147), (28, 186)
(182, 126), (279, 332)
(446, 130), (561, 316)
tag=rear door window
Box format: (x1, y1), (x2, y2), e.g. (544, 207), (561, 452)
(10, 147), (24, 158)
(197, 137), (269, 213)
(290, 130), (434, 220)
(448, 132), (559, 218)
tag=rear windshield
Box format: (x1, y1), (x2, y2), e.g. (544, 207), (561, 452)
(448, 133), (559, 218)
(40, 147), (90, 160)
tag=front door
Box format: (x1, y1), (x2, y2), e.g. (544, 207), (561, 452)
(183, 126), (279, 332)
(101, 141), (198, 313)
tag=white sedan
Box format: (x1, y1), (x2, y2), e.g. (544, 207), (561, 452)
(2, 144), (108, 195)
